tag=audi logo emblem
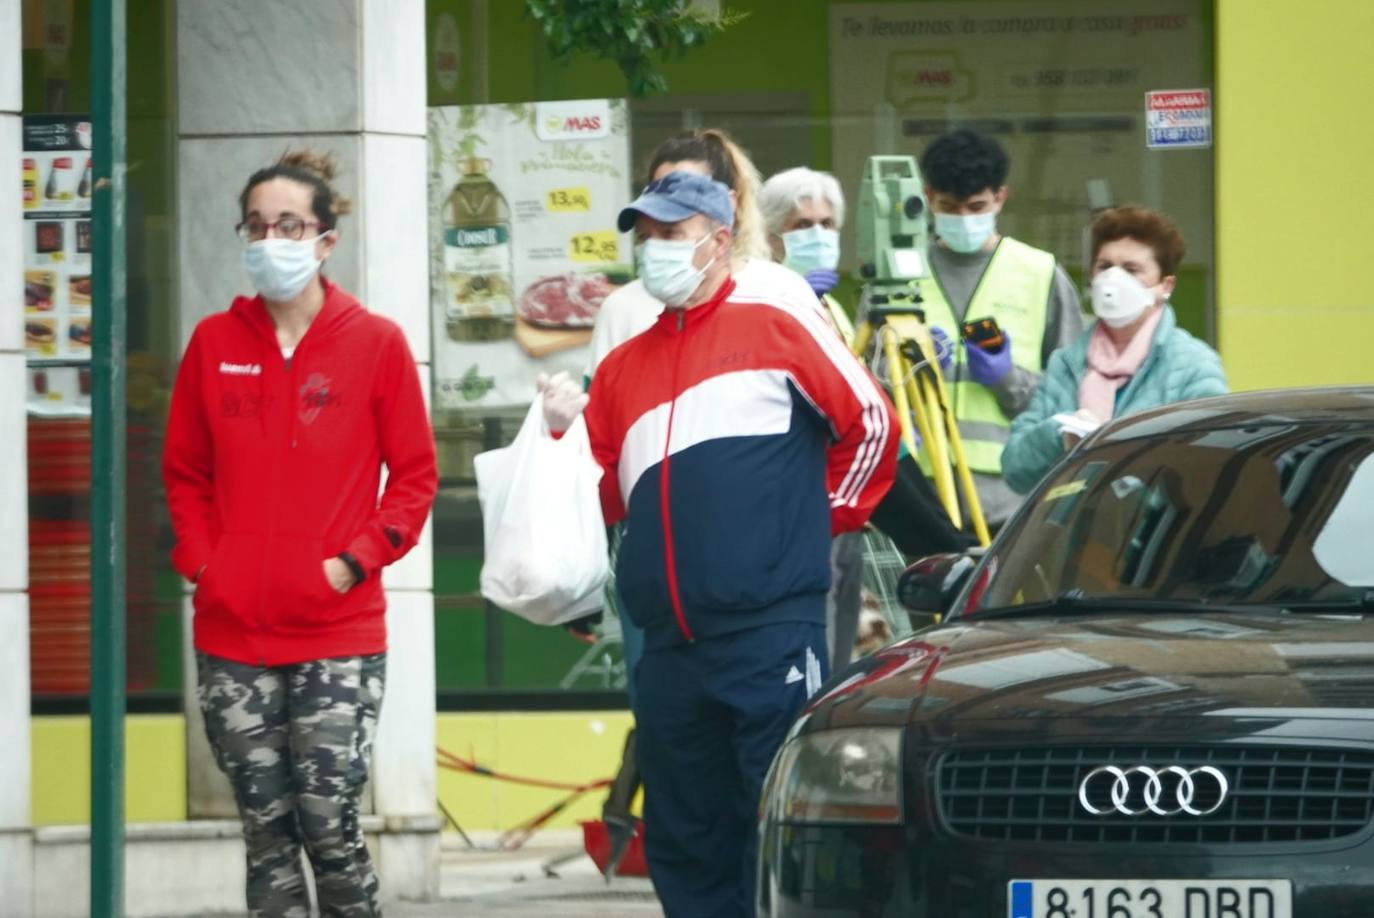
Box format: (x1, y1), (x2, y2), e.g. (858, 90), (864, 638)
(1078, 765), (1230, 816)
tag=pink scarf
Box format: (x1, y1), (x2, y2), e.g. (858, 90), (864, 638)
(1078, 308), (1164, 422)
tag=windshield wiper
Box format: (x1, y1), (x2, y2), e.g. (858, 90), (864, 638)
(1277, 593), (1374, 614)
(973, 592), (1286, 620)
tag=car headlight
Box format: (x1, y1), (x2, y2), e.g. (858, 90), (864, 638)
(764, 727), (903, 824)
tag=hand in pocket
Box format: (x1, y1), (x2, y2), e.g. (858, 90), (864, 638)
(322, 557), (357, 594)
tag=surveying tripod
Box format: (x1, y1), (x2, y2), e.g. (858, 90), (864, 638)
(852, 301), (992, 548)
(852, 153), (990, 548)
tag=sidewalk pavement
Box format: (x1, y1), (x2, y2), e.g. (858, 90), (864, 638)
(184, 832), (663, 917)
(395, 835), (663, 917)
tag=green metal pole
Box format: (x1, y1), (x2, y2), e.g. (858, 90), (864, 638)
(90, 0), (127, 915)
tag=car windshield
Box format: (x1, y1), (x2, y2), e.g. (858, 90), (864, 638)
(959, 421), (1374, 616)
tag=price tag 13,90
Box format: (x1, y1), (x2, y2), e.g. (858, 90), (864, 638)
(547, 186), (592, 212)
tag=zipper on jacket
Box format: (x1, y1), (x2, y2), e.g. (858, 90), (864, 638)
(659, 309), (694, 642)
(252, 339), (299, 663)
(286, 342), (300, 449)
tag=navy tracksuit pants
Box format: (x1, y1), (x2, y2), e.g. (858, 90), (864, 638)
(636, 620), (828, 918)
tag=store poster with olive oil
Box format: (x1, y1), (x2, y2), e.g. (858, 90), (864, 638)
(427, 98), (632, 417)
(22, 114), (94, 417)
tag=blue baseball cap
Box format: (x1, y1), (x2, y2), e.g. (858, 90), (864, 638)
(617, 171), (735, 233)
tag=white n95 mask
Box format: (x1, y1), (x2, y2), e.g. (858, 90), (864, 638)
(1091, 266), (1156, 328)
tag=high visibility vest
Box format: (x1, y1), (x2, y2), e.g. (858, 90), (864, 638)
(915, 237), (1055, 476)
(821, 293), (856, 347)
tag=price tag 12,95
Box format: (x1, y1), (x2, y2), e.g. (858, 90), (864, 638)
(569, 230), (619, 264)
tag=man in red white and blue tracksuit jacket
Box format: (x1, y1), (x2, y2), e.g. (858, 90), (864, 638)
(542, 172), (897, 916)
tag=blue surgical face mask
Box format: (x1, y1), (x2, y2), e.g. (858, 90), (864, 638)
(782, 225), (841, 275)
(635, 234), (716, 307)
(934, 211), (997, 255)
(242, 235), (326, 301)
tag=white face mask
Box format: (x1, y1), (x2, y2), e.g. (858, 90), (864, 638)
(242, 235), (326, 302)
(636, 234), (716, 307)
(1091, 266), (1158, 328)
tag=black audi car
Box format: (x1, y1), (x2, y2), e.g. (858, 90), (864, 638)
(758, 388), (1374, 917)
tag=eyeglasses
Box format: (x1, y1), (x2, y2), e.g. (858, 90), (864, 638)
(235, 217), (322, 242)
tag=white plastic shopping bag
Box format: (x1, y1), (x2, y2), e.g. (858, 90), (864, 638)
(475, 396), (609, 625)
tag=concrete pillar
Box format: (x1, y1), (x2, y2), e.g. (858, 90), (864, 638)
(0, 0), (34, 913)
(175, 0), (438, 901)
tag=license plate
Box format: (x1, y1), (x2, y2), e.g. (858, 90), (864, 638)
(1008, 880), (1291, 918)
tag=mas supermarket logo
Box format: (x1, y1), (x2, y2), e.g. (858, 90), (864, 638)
(535, 100), (612, 141)
(885, 51), (974, 106)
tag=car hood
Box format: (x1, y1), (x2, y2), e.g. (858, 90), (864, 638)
(799, 612), (1374, 735)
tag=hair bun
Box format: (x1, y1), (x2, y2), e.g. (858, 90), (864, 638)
(277, 149), (338, 183)
(273, 148), (353, 217)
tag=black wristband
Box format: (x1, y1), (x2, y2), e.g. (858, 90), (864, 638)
(563, 611), (603, 636)
(337, 552), (366, 585)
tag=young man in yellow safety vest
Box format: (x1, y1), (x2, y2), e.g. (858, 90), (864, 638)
(917, 128), (1085, 528)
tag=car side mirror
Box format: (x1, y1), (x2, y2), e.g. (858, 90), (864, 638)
(898, 552), (981, 616)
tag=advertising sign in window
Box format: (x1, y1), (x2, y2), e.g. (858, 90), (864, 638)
(22, 113), (93, 417)
(427, 99), (633, 413)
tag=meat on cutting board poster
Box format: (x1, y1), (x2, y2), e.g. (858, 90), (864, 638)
(427, 98), (633, 411)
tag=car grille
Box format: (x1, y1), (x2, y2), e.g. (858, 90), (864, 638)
(936, 745), (1374, 844)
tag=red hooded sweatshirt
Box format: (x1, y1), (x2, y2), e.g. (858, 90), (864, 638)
(162, 280), (437, 666)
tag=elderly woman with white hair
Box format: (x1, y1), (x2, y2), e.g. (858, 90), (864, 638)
(760, 166), (873, 671)
(759, 166), (854, 343)
(762, 166), (972, 667)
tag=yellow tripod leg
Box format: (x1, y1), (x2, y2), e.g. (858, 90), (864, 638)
(851, 320), (873, 359)
(883, 319), (938, 455)
(902, 366), (938, 464)
(864, 314), (987, 544)
(883, 329), (937, 458)
(879, 328), (920, 457)
(926, 362), (992, 547)
(892, 318), (962, 530)
(911, 367), (962, 529)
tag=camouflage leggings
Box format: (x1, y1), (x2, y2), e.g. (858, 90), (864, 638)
(197, 652), (386, 918)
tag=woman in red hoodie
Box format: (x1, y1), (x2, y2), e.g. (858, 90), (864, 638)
(162, 150), (437, 917)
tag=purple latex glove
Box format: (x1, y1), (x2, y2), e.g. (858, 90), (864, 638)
(804, 268), (839, 297)
(964, 331), (1014, 386)
(928, 326), (955, 375)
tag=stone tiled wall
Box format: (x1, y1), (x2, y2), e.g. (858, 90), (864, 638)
(0, 0), (34, 912)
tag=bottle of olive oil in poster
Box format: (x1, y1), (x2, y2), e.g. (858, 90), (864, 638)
(444, 157), (514, 341)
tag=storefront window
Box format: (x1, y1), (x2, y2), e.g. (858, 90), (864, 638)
(11, 0), (1217, 711)
(21, 0), (179, 708)
(826, 1), (1215, 336)
(426, 97), (634, 703)
(423, 0), (1215, 706)
(16, 1), (1224, 706)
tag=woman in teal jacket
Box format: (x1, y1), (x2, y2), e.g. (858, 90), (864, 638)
(1003, 206), (1227, 495)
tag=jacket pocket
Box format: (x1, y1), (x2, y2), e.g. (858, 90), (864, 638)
(615, 522), (673, 632)
(260, 535), (347, 630)
(687, 482), (787, 610)
(192, 532), (255, 623)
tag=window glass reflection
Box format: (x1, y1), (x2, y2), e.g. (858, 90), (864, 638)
(980, 426), (1374, 610)
(1312, 453), (1374, 587)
